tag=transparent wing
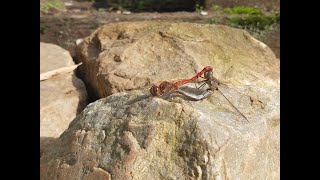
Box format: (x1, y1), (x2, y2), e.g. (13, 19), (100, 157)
(176, 88), (211, 101)
(203, 81), (252, 122)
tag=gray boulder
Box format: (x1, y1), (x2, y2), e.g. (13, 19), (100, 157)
(40, 86), (279, 179)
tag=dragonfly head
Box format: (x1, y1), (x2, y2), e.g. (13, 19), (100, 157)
(204, 71), (213, 80)
(150, 84), (160, 96)
(204, 66), (214, 72)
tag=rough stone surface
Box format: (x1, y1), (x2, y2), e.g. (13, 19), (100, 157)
(40, 85), (279, 179)
(75, 21), (278, 99)
(40, 71), (88, 156)
(40, 42), (74, 73)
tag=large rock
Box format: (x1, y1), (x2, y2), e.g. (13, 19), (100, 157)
(75, 21), (278, 100)
(41, 21), (279, 179)
(40, 85), (279, 179)
(40, 42), (74, 73)
(40, 71), (88, 156)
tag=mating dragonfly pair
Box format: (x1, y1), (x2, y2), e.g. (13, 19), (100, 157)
(149, 66), (249, 122)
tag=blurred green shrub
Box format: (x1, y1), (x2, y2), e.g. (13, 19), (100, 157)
(224, 6), (262, 15)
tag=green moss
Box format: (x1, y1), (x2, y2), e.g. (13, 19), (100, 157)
(224, 6), (262, 15)
(274, 12), (280, 22)
(195, 3), (204, 13)
(208, 6), (280, 34)
(211, 5), (222, 11)
(208, 18), (225, 25)
(40, 0), (65, 12)
(224, 13), (280, 41)
(229, 13), (280, 30)
(40, 25), (45, 34)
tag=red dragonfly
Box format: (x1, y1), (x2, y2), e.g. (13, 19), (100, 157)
(149, 66), (213, 100)
(150, 66), (250, 122)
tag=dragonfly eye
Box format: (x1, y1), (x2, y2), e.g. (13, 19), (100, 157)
(150, 85), (159, 96)
(204, 71), (213, 79)
(205, 66), (214, 72)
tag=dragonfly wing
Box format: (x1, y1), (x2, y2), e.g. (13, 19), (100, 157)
(206, 83), (252, 122)
(176, 89), (212, 101)
(216, 89), (249, 122)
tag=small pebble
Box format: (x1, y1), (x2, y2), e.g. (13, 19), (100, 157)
(64, 2), (73, 6)
(200, 11), (208, 16)
(123, 11), (132, 15)
(76, 39), (83, 46)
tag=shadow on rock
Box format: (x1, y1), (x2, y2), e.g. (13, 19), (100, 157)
(40, 137), (57, 157)
(71, 72), (88, 115)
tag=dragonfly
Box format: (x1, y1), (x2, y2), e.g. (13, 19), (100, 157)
(149, 66), (214, 101)
(149, 65), (250, 122)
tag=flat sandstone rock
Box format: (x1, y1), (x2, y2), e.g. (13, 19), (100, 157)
(40, 42), (74, 73)
(40, 72), (87, 156)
